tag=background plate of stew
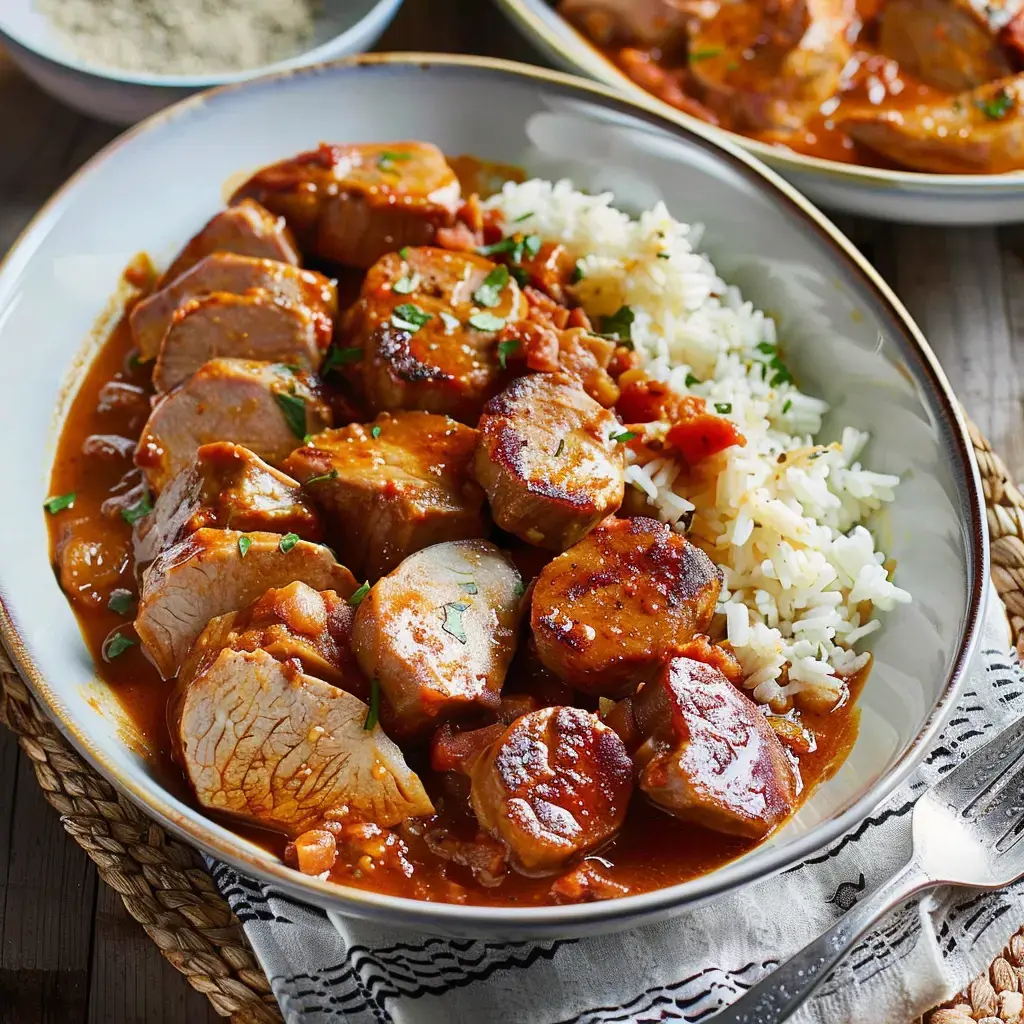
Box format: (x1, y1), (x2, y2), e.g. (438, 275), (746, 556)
(0, 54), (987, 936)
(497, 0), (1024, 225)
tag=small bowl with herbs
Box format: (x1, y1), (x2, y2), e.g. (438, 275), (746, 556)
(0, 0), (404, 124)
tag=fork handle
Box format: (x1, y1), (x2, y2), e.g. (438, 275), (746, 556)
(710, 858), (934, 1023)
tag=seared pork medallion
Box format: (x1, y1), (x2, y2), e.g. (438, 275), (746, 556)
(47, 142), (905, 906)
(231, 141), (462, 267)
(282, 412), (487, 579)
(560, 0), (1024, 174)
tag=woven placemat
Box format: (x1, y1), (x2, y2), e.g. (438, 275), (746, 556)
(1, 418), (1022, 1024)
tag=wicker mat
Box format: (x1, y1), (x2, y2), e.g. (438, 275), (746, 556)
(1, 418), (1022, 1024)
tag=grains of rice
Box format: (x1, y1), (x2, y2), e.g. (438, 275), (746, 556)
(483, 179), (911, 709)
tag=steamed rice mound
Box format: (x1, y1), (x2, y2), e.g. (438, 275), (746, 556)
(484, 179), (910, 710)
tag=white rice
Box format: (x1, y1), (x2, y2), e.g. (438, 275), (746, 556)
(484, 180), (911, 710)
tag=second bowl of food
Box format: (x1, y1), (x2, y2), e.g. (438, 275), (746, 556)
(497, 0), (1024, 224)
(0, 53), (985, 936)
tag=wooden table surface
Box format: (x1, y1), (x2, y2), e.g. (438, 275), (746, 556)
(1, 1), (1022, 1021)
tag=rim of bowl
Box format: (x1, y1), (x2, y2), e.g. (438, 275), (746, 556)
(496, 0), (1024, 193)
(0, 0), (404, 88)
(0, 52), (989, 932)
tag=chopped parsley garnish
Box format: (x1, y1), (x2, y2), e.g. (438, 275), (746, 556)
(370, 424), (382, 439)
(275, 391), (307, 439)
(273, 363), (302, 374)
(689, 46), (724, 62)
(514, 211), (534, 222)
(555, 438), (565, 457)
(782, 398), (793, 415)
(715, 402), (733, 414)
(121, 492), (153, 526)
(610, 429), (638, 444)
(600, 305), (635, 341)
(513, 580), (525, 598)
(470, 312), (506, 332)
(439, 311), (461, 333)
(441, 601), (470, 644)
(756, 341), (776, 354)
(478, 233), (542, 265)
(391, 303), (433, 332)
(392, 272), (420, 295)
(769, 363), (793, 388)
(107, 589), (133, 616)
(238, 535), (252, 558)
(497, 338), (520, 368)
(473, 265), (510, 308)
(656, 252), (671, 260)
(399, 246), (410, 259)
(976, 88), (1014, 121)
(304, 468), (339, 486)
(323, 346), (362, 372)
(570, 261), (585, 284)
(363, 678), (381, 730)
(103, 632), (135, 660)
(377, 150), (412, 171)
(278, 533), (300, 553)
(510, 266), (530, 288)
(349, 581), (371, 607)
(43, 492), (76, 514)
(685, 372), (700, 388)
(459, 581), (478, 595)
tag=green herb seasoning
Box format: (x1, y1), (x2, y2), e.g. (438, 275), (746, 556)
(685, 372), (700, 388)
(976, 88), (1014, 120)
(756, 341), (776, 355)
(107, 589), (133, 616)
(104, 632), (135, 660)
(469, 312), (506, 332)
(377, 151), (412, 172)
(363, 679), (381, 730)
(304, 468), (339, 486)
(279, 533), (300, 553)
(610, 429), (638, 444)
(715, 402), (733, 415)
(689, 46), (724, 62)
(782, 398), (793, 415)
(473, 265), (510, 308)
(323, 346), (362, 373)
(555, 438), (566, 457)
(391, 303), (433, 332)
(513, 580), (526, 598)
(121, 492), (153, 526)
(43, 492), (76, 514)
(497, 339), (520, 368)
(371, 424), (382, 439)
(600, 305), (635, 341)
(570, 261), (585, 284)
(513, 211), (534, 223)
(478, 233), (542, 265)
(510, 266), (530, 288)
(238, 535), (252, 558)
(275, 392), (307, 439)
(442, 601), (470, 644)
(392, 272), (420, 295)
(460, 581), (479, 595)
(348, 581), (371, 607)
(399, 246), (410, 259)
(656, 252), (671, 260)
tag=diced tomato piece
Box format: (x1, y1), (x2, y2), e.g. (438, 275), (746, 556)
(667, 413), (746, 465)
(616, 377), (705, 425)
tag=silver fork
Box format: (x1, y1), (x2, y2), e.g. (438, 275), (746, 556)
(712, 716), (1024, 1023)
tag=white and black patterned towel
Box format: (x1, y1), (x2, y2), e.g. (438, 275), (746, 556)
(212, 596), (1024, 1023)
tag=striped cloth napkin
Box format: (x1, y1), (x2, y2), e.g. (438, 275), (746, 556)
(212, 593), (1024, 1023)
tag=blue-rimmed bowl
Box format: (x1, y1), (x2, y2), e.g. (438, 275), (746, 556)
(0, 53), (987, 937)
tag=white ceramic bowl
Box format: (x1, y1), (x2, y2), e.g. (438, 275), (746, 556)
(0, 0), (403, 125)
(496, 0), (1024, 225)
(0, 54), (987, 937)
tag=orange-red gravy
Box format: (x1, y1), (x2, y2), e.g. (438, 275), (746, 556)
(46, 281), (862, 907)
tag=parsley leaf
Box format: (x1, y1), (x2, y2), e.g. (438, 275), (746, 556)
(782, 398), (793, 414)
(377, 150), (412, 171)
(238, 535), (252, 558)
(497, 339), (520, 368)
(121, 492), (153, 526)
(478, 233), (542, 265)
(43, 492), (76, 514)
(279, 533), (300, 553)
(513, 211), (534, 222)
(473, 265), (510, 308)
(469, 312), (506, 332)
(555, 438), (565, 457)
(684, 372), (700, 387)
(363, 678), (381, 730)
(323, 346), (362, 372)
(600, 305), (635, 341)
(107, 589), (133, 616)
(976, 88), (1014, 121)
(349, 581), (371, 607)
(274, 391), (307, 439)
(371, 424), (382, 439)
(570, 261), (585, 284)
(715, 402), (733, 414)
(103, 632), (135, 660)
(442, 601), (470, 644)
(689, 46), (724, 62)
(391, 303), (433, 332)
(610, 429), (638, 444)
(305, 468), (339, 486)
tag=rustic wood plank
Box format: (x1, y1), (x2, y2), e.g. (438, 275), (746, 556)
(0, 752), (96, 1024)
(86, 885), (219, 1024)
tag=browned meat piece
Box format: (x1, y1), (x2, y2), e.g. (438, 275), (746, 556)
(469, 706), (634, 874)
(157, 199), (301, 288)
(230, 142), (462, 269)
(550, 861), (630, 903)
(878, 0), (1022, 93)
(171, 647), (433, 836)
(131, 253), (338, 361)
(688, 0), (853, 132)
(531, 516), (721, 696)
(840, 74), (1024, 174)
(136, 360), (332, 493)
(339, 247), (528, 421)
(629, 655), (798, 839)
(559, 0), (697, 47)
(153, 292), (333, 393)
(352, 540), (524, 735)
(282, 412), (487, 580)
(135, 528), (355, 678)
(473, 373), (625, 551)
(133, 442), (323, 571)
(181, 581), (367, 699)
